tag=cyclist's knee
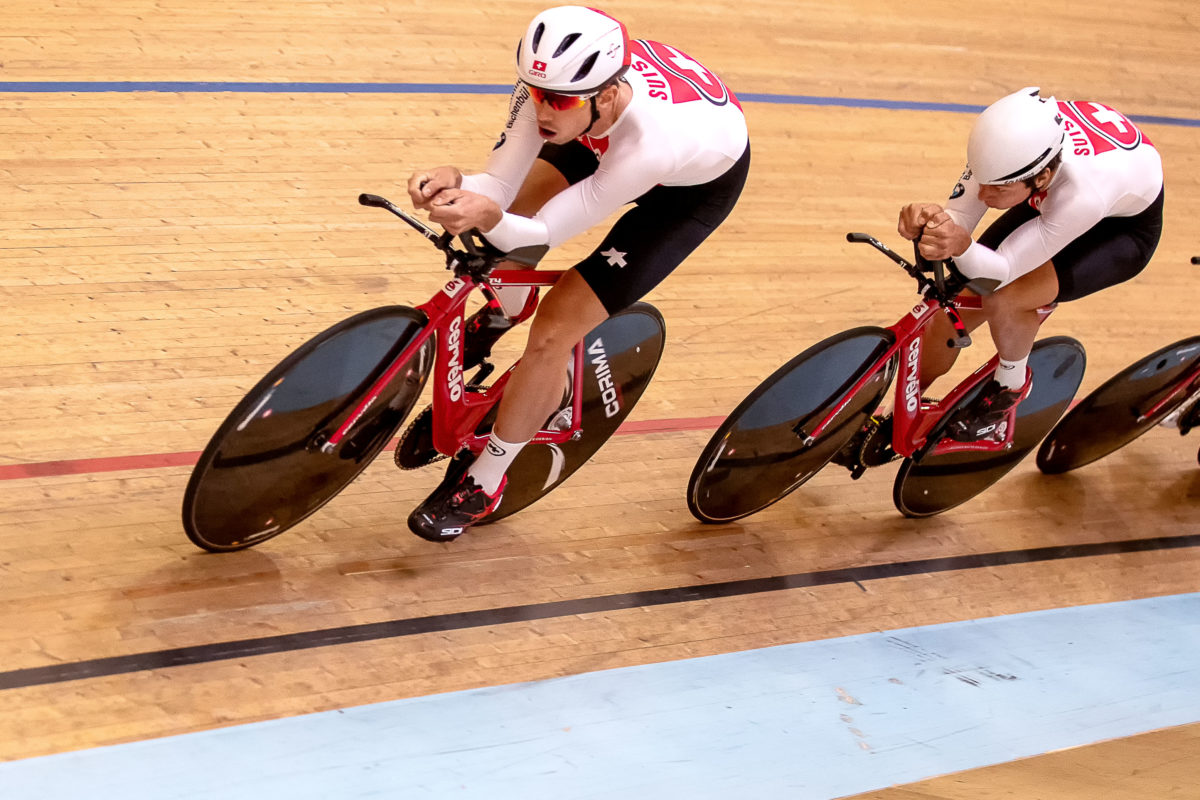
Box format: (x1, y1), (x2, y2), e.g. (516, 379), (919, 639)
(982, 263), (1057, 315)
(522, 313), (583, 361)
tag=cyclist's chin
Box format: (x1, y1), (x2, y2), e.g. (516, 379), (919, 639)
(538, 126), (575, 144)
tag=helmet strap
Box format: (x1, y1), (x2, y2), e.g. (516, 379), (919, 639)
(581, 95), (602, 137)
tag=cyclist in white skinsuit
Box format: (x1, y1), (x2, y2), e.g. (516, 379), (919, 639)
(406, 6), (750, 541)
(900, 87), (1164, 442)
(463, 39), (749, 252)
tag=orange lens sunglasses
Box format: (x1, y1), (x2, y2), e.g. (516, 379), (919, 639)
(527, 85), (597, 111)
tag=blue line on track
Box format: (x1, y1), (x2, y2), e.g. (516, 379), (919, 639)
(2, 82), (1197, 126)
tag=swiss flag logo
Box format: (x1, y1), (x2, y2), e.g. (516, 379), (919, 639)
(532, 60), (547, 71)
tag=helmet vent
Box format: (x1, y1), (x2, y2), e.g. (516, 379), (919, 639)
(531, 23), (545, 52)
(571, 51), (598, 84)
(554, 33), (581, 57)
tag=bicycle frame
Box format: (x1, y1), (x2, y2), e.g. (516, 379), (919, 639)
(320, 269), (585, 457)
(885, 296), (1054, 457)
(803, 235), (1056, 459)
(316, 193), (586, 459)
(1133, 359), (1200, 423)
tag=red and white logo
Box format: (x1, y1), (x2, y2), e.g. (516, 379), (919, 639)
(1058, 100), (1145, 156)
(532, 60), (547, 72)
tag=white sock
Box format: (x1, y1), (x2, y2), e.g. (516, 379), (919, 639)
(468, 434), (528, 494)
(994, 356), (1028, 390)
(494, 286), (533, 318)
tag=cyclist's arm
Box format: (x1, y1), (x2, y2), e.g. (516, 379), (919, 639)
(943, 165), (988, 231)
(458, 84), (543, 209)
(954, 189), (1106, 287)
(482, 153), (665, 251)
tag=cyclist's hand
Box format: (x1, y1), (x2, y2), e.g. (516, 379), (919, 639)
(917, 211), (972, 260)
(898, 203), (944, 240)
(408, 166), (463, 210)
(428, 189), (503, 235)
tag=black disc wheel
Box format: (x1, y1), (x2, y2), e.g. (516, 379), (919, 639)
(1036, 335), (1200, 474)
(482, 302), (667, 522)
(894, 335), (1086, 517)
(687, 327), (897, 523)
(183, 306), (432, 551)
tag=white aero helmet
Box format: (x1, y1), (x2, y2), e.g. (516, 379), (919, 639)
(517, 6), (630, 95)
(967, 87), (1065, 185)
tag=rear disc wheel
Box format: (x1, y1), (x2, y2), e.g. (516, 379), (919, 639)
(894, 335), (1086, 517)
(482, 302), (667, 523)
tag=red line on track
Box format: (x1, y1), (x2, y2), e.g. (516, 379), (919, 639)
(0, 416), (725, 481)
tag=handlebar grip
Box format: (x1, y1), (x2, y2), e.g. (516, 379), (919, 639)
(358, 193), (389, 207)
(1192, 256), (1199, 265)
(946, 334), (972, 349)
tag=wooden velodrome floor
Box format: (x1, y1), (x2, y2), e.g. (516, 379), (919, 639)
(2, 0), (1199, 795)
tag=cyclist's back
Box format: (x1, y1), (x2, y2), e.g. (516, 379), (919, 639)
(945, 98), (1163, 297)
(467, 39), (749, 252)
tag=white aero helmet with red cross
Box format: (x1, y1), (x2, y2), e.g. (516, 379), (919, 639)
(967, 87), (1066, 185)
(516, 6), (631, 95)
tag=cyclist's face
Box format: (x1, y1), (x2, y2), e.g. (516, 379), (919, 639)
(535, 100), (590, 143)
(977, 181), (1031, 209)
(977, 166), (1052, 209)
(533, 98), (594, 144)
(531, 84), (622, 144)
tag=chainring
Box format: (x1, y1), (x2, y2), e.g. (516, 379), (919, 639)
(394, 406), (447, 470)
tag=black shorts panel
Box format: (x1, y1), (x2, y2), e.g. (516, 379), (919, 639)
(978, 187), (1165, 303)
(574, 143), (751, 314)
(537, 141), (601, 186)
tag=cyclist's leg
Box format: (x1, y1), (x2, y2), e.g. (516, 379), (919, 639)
(917, 201), (1039, 391)
(463, 145), (595, 367)
(980, 261), (1059, 373)
(488, 141), (749, 445)
(493, 270), (610, 444)
(940, 264), (1057, 441)
(478, 154), (749, 475)
(410, 145), (750, 538)
(918, 265), (1056, 394)
(917, 302), (987, 390)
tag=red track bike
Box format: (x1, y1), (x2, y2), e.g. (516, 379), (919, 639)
(688, 233), (1087, 521)
(182, 194), (666, 551)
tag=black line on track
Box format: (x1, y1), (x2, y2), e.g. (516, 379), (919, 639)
(5, 533), (1198, 691)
